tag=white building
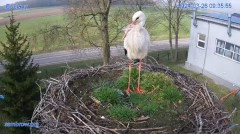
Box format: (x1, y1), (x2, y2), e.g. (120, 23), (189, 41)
(185, 13), (240, 89)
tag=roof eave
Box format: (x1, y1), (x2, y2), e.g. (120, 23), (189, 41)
(192, 16), (240, 29)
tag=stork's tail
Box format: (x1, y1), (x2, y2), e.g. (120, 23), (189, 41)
(133, 59), (140, 64)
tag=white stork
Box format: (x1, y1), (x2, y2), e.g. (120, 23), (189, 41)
(123, 11), (151, 93)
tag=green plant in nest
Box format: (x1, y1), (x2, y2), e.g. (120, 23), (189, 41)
(107, 105), (138, 121)
(129, 93), (162, 115)
(141, 72), (174, 92)
(116, 67), (140, 91)
(92, 80), (114, 89)
(93, 86), (121, 105)
(129, 93), (147, 104)
(138, 99), (161, 115)
(162, 86), (183, 103)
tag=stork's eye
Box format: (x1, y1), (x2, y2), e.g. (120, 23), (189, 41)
(136, 17), (139, 20)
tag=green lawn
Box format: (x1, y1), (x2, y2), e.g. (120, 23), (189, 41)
(37, 59), (103, 79)
(0, 6), (65, 18)
(0, 13), (68, 53)
(0, 6), (191, 54)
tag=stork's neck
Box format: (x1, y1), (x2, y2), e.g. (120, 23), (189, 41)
(138, 21), (145, 27)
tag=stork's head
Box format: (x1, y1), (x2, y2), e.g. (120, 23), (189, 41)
(131, 11), (146, 27)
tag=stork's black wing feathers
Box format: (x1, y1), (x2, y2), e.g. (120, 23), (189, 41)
(133, 59), (140, 63)
(124, 48), (139, 63)
(124, 48), (127, 55)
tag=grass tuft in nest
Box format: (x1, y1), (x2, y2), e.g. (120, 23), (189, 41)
(129, 93), (147, 104)
(141, 72), (174, 92)
(107, 105), (138, 121)
(93, 86), (122, 105)
(140, 72), (183, 105)
(130, 93), (162, 115)
(92, 80), (115, 89)
(94, 70), (184, 121)
(138, 99), (161, 115)
(162, 86), (183, 103)
(116, 67), (141, 91)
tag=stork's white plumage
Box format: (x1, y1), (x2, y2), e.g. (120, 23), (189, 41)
(123, 11), (150, 60)
(123, 11), (151, 94)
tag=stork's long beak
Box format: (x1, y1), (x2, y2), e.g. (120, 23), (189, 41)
(122, 21), (137, 40)
(130, 20), (137, 26)
(122, 31), (128, 41)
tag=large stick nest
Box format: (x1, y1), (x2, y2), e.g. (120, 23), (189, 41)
(31, 60), (234, 134)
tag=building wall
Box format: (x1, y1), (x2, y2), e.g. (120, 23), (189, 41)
(186, 18), (240, 88)
(204, 23), (240, 87)
(186, 19), (209, 73)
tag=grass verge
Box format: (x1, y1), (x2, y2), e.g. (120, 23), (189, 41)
(37, 59), (102, 79)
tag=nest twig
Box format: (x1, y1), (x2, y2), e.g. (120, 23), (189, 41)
(31, 59), (233, 134)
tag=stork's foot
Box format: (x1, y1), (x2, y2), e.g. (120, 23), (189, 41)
(124, 87), (132, 94)
(136, 88), (144, 94)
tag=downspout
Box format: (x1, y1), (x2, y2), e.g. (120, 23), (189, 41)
(227, 14), (232, 37)
(202, 21), (210, 74)
(193, 9), (198, 27)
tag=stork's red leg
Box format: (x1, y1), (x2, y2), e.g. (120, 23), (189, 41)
(136, 59), (144, 93)
(125, 60), (132, 93)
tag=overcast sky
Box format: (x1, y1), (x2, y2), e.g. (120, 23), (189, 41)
(0, 0), (239, 14)
(0, 0), (26, 6)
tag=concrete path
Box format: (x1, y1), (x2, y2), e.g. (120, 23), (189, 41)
(0, 39), (189, 72)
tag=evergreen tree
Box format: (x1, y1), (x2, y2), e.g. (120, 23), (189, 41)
(0, 13), (39, 133)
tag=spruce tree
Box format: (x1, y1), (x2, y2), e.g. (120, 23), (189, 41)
(0, 13), (39, 133)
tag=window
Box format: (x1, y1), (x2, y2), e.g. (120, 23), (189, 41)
(233, 46), (240, 62)
(224, 42), (234, 58)
(216, 40), (225, 55)
(197, 34), (206, 48)
(216, 39), (240, 62)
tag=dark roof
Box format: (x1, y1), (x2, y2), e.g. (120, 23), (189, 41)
(200, 13), (240, 25)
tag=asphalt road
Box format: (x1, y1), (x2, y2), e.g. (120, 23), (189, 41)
(0, 39), (189, 72)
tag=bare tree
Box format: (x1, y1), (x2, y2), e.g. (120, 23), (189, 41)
(65, 0), (130, 65)
(156, 0), (192, 61)
(123, 0), (155, 10)
(122, 0), (161, 29)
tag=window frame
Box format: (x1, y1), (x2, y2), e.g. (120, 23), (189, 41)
(215, 38), (240, 63)
(216, 39), (225, 55)
(197, 33), (206, 49)
(233, 45), (240, 62)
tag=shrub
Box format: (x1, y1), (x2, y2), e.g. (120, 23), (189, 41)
(107, 105), (137, 121)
